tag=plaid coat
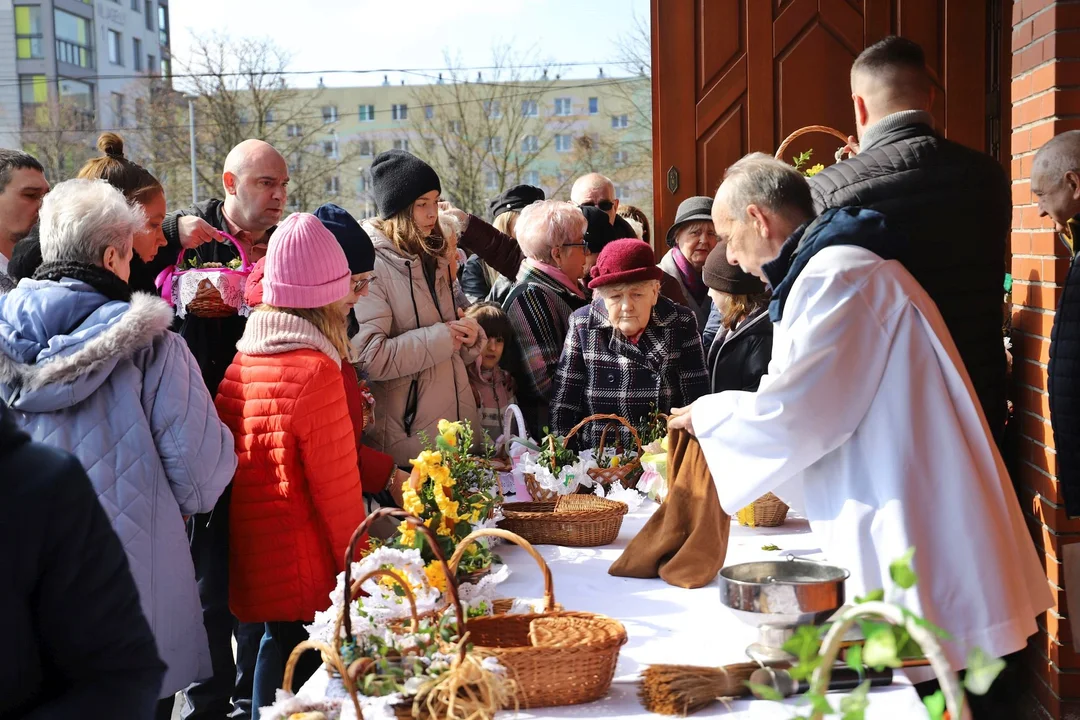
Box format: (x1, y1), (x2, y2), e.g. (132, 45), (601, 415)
(501, 264), (589, 438)
(551, 296), (709, 450)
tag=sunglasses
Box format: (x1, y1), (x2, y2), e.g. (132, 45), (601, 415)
(353, 276), (376, 293)
(580, 200), (615, 212)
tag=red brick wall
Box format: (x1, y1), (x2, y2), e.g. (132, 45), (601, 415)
(1012, 2), (1080, 717)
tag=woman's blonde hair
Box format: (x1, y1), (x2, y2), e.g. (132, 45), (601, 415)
(492, 210), (519, 238)
(372, 203), (446, 259)
(260, 303), (351, 360)
(717, 292), (771, 331)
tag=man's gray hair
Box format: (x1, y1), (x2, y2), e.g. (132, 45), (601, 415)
(720, 152), (815, 222)
(515, 200), (587, 263)
(39, 178), (145, 266)
(1033, 130), (1080, 186)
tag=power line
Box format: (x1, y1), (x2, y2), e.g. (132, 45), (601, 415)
(6, 76), (649, 136)
(0, 59), (646, 90)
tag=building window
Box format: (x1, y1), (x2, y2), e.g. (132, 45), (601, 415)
(554, 98), (572, 116)
(393, 138), (409, 152)
(132, 38), (142, 71)
(359, 104), (375, 121)
(325, 176), (340, 195)
(524, 170), (540, 186)
(357, 172), (368, 192)
(287, 124), (301, 137)
(111, 92), (125, 127)
(322, 105), (338, 123)
(483, 101), (501, 119)
(487, 137), (503, 153)
(323, 138), (339, 159)
(108, 30), (122, 65)
(521, 99), (538, 117)
(614, 184), (628, 201)
(611, 114), (628, 129)
(359, 140), (374, 156)
(521, 135), (538, 153)
(449, 120), (462, 135)
(262, 109), (273, 124)
(15, 6), (44, 60)
(613, 149), (629, 165)
(57, 77), (94, 128)
(144, 1), (153, 29)
(589, 97), (599, 115)
(147, 54), (156, 73)
(54, 10), (93, 69)
(158, 4), (169, 46)
(485, 170), (497, 190)
(132, 0), (140, 10)
(424, 105), (434, 120)
(554, 134), (572, 153)
(19, 74), (47, 125)
(392, 104), (408, 121)
(161, 57), (169, 78)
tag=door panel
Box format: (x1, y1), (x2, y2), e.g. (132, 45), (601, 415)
(651, 0), (992, 249)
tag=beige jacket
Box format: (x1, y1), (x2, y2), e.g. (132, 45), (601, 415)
(352, 223), (483, 466)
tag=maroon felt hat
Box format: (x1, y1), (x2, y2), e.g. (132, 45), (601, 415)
(588, 238), (665, 289)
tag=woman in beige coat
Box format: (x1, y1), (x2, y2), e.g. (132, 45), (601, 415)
(352, 150), (483, 466)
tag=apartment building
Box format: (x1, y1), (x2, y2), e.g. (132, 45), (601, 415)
(286, 74), (652, 220)
(0, 0), (171, 149)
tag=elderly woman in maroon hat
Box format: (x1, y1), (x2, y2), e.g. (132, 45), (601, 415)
(551, 238), (710, 449)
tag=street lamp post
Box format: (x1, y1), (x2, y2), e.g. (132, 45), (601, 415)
(185, 95), (197, 204)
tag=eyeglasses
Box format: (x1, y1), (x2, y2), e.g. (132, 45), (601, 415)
(353, 276), (376, 293)
(580, 200), (615, 213)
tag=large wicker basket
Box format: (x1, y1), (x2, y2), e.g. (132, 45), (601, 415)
(736, 492), (790, 528)
(457, 530), (627, 708)
(499, 494), (628, 547)
(450, 528), (563, 615)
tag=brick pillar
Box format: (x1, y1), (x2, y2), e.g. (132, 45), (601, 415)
(1012, 2), (1080, 717)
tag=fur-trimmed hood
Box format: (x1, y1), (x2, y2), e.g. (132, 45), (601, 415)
(0, 279), (173, 412)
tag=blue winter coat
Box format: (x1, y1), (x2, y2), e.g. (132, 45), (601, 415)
(0, 279), (237, 697)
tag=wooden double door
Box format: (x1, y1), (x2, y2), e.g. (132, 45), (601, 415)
(650, 0), (1006, 243)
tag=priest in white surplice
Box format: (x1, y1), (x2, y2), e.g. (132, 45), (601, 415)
(670, 153), (1051, 676)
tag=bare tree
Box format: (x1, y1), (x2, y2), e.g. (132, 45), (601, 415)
(407, 47), (570, 216)
(131, 33), (359, 211)
(19, 99), (95, 183)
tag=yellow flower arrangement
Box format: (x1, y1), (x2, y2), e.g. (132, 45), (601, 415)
(398, 521), (417, 547)
(805, 163), (825, 176)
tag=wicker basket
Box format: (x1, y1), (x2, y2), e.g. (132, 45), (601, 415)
(455, 528), (626, 708)
(736, 492), (790, 528)
(450, 528), (563, 615)
(567, 414), (643, 490)
(155, 232), (252, 318)
(499, 494), (628, 547)
(775, 124), (851, 164)
(281, 640), (363, 719)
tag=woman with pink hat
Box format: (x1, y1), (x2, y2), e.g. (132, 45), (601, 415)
(214, 213), (370, 717)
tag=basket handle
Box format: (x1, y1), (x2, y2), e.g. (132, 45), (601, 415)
(774, 125), (851, 161)
(341, 507), (465, 660)
(282, 640), (363, 720)
(332, 568), (420, 649)
(565, 413), (643, 457)
(172, 231), (252, 273)
(448, 528), (556, 613)
(500, 404), (528, 457)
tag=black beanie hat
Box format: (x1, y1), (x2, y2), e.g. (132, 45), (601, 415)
(702, 240), (766, 295)
(313, 203), (375, 274)
(489, 184), (545, 219)
(581, 205), (617, 254)
(370, 149), (441, 220)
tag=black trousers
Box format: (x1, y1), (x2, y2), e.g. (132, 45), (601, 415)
(913, 650), (1024, 720)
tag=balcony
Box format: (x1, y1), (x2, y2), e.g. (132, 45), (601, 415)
(55, 39), (94, 69)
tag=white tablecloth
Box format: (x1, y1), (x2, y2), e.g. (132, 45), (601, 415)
(301, 502), (928, 718)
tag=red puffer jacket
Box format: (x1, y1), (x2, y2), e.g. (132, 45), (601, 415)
(215, 311), (367, 623)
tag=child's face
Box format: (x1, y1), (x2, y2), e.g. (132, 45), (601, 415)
(481, 337), (505, 370)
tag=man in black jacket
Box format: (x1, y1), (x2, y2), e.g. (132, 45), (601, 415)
(0, 404), (166, 719)
(157, 138), (288, 720)
(1033, 131), (1080, 516)
(808, 36), (1010, 443)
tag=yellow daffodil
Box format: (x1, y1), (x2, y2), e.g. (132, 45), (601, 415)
(436, 520), (453, 536)
(429, 463), (453, 488)
(609, 456), (622, 468)
(397, 521), (416, 547)
(424, 562), (448, 594)
(437, 419), (465, 448)
(377, 568), (407, 593)
(433, 482), (460, 521)
(805, 163), (825, 177)
(401, 484), (424, 517)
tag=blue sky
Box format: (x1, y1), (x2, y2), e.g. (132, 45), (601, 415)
(169, 0), (651, 88)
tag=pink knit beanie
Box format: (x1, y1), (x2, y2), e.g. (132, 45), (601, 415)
(263, 212), (351, 309)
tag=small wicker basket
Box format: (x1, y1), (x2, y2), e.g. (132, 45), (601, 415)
(568, 414), (643, 490)
(450, 528), (563, 615)
(736, 492), (790, 528)
(155, 232), (252, 318)
(457, 529), (627, 708)
(499, 494), (628, 547)
(774, 124), (851, 163)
